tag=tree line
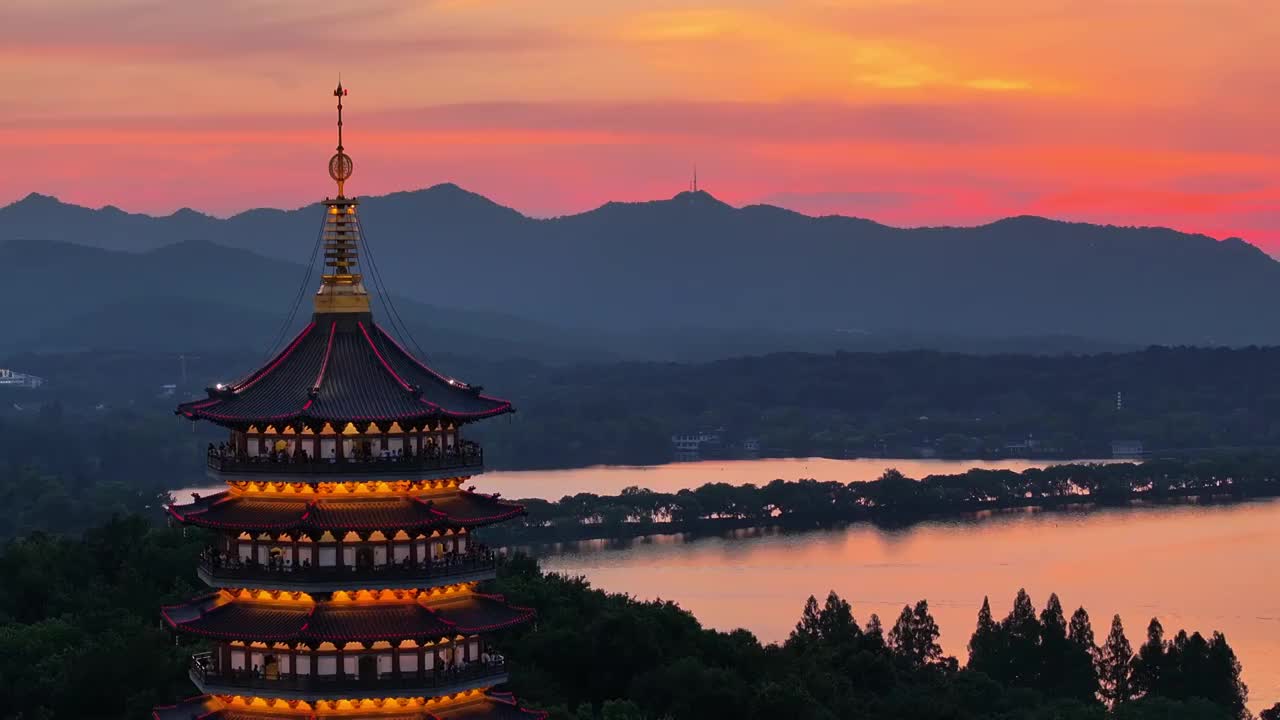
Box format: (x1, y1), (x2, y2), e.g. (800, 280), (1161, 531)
(17, 344), (1280, 475)
(494, 557), (1262, 719)
(491, 456), (1280, 544)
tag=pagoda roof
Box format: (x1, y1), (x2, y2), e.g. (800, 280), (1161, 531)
(168, 491), (523, 533)
(161, 592), (534, 643)
(177, 318), (513, 428)
(153, 693), (546, 720)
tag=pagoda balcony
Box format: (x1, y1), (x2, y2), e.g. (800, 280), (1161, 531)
(206, 446), (484, 483)
(190, 652), (510, 701)
(197, 548), (499, 592)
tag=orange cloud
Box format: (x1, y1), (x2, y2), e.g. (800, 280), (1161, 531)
(1, 0), (1276, 251)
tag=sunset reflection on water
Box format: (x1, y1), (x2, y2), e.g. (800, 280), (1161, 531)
(474, 457), (1109, 499)
(534, 500), (1280, 712)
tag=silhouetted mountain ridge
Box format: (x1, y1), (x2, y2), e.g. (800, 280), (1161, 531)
(0, 237), (606, 361)
(2, 185), (1275, 347)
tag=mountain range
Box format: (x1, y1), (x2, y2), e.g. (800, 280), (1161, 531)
(2, 185), (1277, 359)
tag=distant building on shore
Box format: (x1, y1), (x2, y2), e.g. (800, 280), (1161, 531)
(671, 428), (725, 461)
(0, 368), (44, 389)
(1111, 440), (1145, 459)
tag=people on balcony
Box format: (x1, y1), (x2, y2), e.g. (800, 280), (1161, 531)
(200, 545), (495, 575)
(200, 652), (507, 688)
(208, 439), (482, 469)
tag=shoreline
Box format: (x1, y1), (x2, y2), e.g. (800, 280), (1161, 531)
(490, 485), (1280, 548)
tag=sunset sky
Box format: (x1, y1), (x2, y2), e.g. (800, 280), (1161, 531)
(4, 0), (1277, 249)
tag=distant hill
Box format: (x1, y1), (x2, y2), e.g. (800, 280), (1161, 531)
(3, 186), (1277, 348)
(0, 237), (606, 361)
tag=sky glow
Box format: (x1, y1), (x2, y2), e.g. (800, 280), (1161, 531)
(3, 0), (1276, 247)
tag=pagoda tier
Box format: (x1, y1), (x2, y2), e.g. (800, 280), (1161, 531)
(161, 589), (534, 644)
(177, 318), (513, 429)
(169, 490), (524, 533)
(153, 691), (548, 720)
(163, 588), (532, 703)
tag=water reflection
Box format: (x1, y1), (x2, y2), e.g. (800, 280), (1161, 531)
(534, 499), (1280, 712)
(477, 456), (1112, 500)
(171, 456), (1108, 502)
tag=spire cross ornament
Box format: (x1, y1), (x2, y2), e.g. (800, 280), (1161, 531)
(328, 81), (353, 197)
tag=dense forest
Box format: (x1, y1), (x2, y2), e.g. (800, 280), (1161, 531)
(469, 346), (1280, 467)
(0, 405), (201, 538)
(0, 516), (1271, 720)
(13, 345), (1280, 472)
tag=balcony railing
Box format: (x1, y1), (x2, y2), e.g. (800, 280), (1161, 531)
(206, 444), (483, 477)
(198, 548), (498, 587)
(190, 652), (509, 698)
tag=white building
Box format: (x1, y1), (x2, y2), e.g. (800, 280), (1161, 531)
(0, 368), (44, 389)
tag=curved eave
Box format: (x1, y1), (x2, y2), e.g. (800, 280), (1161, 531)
(160, 593), (536, 644)
(177, 401), (515, 429)
(168, 491), (526, 534)
(175, 319), (515, 430)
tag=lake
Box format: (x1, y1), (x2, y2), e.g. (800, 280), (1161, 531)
(531, 499), (1280, 712)
(474, 456), (1114, 499)
(171, 456), (1109, 502)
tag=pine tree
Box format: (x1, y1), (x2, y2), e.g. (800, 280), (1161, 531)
(1041, 594), (1067, 641)
(889, 600), (944, 669)
(1098, 614), (1134, 707)
(1204, 632), (1248, 719)
(863, 613), (886, 654)
(1059, 606), (1101, 703)
(967, 596), (1003, 679)
(1037, 593), (1069, 696)
(789, 595), (822, 650)
(1130, 618), (1167, 698)
(1069, 607), (1097, 651)
(1001, 588), (1041, 688)
(818, 590), (861, 646)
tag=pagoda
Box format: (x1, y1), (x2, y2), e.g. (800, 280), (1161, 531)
(154, 84), (542, 720)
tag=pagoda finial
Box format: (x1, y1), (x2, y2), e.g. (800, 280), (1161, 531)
(328, 80), (353, 198)
(315, 79), (368, 314)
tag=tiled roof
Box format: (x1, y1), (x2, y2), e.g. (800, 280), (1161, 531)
(168, 491), (524, 533)
(176, 318), (513, 427)
(161, 593), (535, 643)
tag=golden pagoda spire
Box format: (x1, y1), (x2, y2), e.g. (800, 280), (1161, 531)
(329, 81), (353, 198)
(315, 80), (369, 315)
